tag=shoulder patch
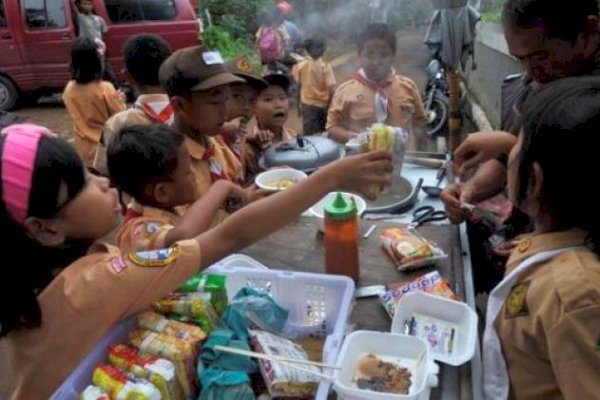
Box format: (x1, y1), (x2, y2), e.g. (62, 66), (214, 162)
(505, 281), (531, 318)
(128, 247), (179, 267)
(109, 257), (128, 274)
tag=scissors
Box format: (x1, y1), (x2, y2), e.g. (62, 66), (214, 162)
(410, 205), (447, 228)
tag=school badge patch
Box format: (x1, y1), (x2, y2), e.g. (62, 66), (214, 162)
(236, 55), (253, 73)
(128, 246), (179, 267)
(144, 222), (162, 236)
(505, 281), (530, 318)
(109, 257), (128, 274)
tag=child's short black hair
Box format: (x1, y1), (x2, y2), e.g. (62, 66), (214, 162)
(107, 124), (185, 200)
(123, 34), (172, 87)
(357, 23), (397, 55)
(519, 76), (600, 246)
(70, 37), (102, 84)
(305, 37), (326, 59)
(261, 70), (291, 94)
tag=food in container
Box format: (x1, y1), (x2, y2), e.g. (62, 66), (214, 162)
(354, 354), (412, 394)
(379, 228), (447, 271)
(254, 168), (308, 192)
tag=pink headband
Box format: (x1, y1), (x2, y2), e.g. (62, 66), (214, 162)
(1, 124), (53, 224)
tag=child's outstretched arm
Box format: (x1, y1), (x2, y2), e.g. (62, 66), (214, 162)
(196, 150), (392, 266)
(163, 180), (243, 247)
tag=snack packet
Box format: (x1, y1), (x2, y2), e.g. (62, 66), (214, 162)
(379, 271), (458, 318)
(152, 292), (220, 333)
(108, 344), (184, 400)
(129, 329), (198, 398)
(137, 311), (207, 343)
(80, 385), (109, 400)
(91, 364), (161, 400)
(176, 273), (228, 316)
(407, 314), (457, 356)
(249, 330), (320, 398)
(380, 228), (447, 271)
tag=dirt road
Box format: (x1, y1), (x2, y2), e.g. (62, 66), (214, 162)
(0, 27), (429, 398)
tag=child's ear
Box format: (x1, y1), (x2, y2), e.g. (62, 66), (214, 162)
(152, 182), (172, 205)
(23, 218), (66, 247)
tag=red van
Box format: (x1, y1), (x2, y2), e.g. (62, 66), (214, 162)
(0, 0), (201, 110)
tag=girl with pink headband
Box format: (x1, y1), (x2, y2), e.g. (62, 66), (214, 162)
(0, 123), (392, 398)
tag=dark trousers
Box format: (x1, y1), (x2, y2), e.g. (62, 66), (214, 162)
(102, 56), (120, 89)
(301, 104), (327, 135)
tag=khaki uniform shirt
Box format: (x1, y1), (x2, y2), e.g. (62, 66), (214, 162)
(326, 74), (427, 149)
(62, 80), (126, 166)
(116, 200), (181, 253)
(496, 229), (600, 400)
(292, 58), (336, 108)
(6, 239), (201, 399)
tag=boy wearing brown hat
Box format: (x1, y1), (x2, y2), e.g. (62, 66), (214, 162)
(159, 46), (264, 207)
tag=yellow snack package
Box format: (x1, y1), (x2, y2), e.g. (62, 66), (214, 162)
(380, 228), (447, 271)
(108, 344), (184, 400)
(91, 364), (161, 400)
(137, 311), (207, 343)
(129, 329), (198, 398)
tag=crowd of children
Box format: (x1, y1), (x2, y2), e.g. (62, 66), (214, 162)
(3, 4), (600, 398)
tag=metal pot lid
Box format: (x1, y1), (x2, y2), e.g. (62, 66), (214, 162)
(261, 136), (343, 172)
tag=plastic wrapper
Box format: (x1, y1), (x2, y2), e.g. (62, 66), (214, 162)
(152, 292), (220, 334)
(249, 330), (319, 398)
(380, 228), (447, 271)
(129, 329), (198, 398)
(176, 273), (228, 316)
(407, 314), (457, 356)
(79, 385), (109, 400)
(108, 344), (184, 400)
(91, 364), (161, 400)
(379, 271), (458, 318)
(137, 311), (207, 343)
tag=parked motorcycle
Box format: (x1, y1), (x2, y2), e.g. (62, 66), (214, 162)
(423, 58), (449, 137)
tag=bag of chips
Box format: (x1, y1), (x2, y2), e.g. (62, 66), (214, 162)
(176, 273), (228, 316)
(379, 271), (459, 318)
(137, 311), (207, 343)
(129, 330), (198, 398)
(152, 293), (220, 334)
(91, 364), (161, 400)
(250, 330), (320, 398)
(108, 344), (184, 400)
(79, 385), (109, 400)
(380, 228), (447, 271)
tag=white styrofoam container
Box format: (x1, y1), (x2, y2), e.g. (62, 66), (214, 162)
(52, 257), (355, 400)
(390, 292), (478, 366)
(334, 331), (439, 400)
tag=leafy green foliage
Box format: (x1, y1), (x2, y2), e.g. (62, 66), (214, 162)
(202, 25), (254, 59)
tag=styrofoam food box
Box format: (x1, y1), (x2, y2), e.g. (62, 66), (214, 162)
(390, 291), (478, 366)
(334, 331), (439, 400)
(53, 258), (355, 400)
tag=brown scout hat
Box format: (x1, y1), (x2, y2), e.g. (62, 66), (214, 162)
(159, 45), (244, 96)
(225, 55), (268, 90)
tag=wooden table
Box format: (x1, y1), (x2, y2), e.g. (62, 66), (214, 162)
(242, 216), (475, 400)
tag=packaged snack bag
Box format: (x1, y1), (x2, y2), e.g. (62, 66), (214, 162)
(176, 273), (228, 316)
(108, 344), (184, 400)
(91, 364), (161, 400)
(137, 311), (207, 343)
(79, 385), (109, 400)
(380, 228), (447, 271)
(152, 293), (220, 333)
(379, 271), (458, 318)
(250, 330), (320, 398)
(129, 330), (198, 398)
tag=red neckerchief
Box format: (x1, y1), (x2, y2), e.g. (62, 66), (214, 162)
(123, 207), (143, 223)
(136, 101), (174, 124)
(353, 70), (395, 112)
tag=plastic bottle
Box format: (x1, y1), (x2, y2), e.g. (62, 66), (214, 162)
(324, 193), (360, 281)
